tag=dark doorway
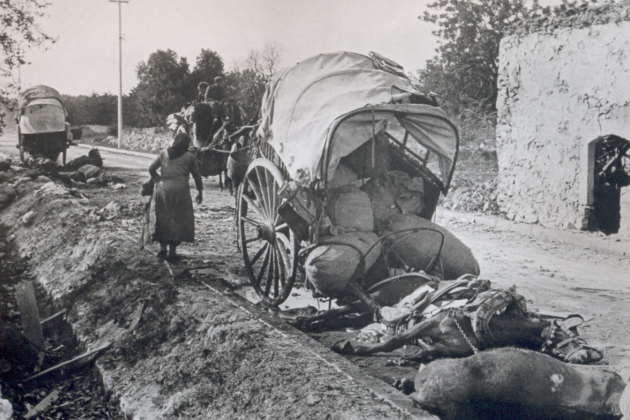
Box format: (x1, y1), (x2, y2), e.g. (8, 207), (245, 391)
(592, 135), (630, 235)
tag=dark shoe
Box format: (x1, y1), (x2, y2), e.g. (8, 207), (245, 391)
(157, 250), (167, 259)
(166, 253), (181, 263)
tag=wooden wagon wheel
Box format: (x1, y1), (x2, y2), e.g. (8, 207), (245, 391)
(237, 158), (298, 306)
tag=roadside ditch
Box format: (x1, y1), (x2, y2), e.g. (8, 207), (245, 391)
(0, 157), (430, 419)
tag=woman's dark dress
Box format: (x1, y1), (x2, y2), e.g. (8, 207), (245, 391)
(149, 150), (202, 243)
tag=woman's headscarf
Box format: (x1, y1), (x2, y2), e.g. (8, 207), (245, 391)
(167, 132), (191, 159)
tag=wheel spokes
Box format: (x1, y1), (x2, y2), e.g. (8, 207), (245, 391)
(247, 243), (268, 269)
(275, 232), (292, 252)
(242, 216), (261, 227)
(255, 246), (272, 289)
(239, 159), (298, 306)
(274, 240), (292, 277)
(272, 246), (280, 297)
(264, 248), (274, 296)
(245, 235), (262, 245)
(246, 174), (268, 218)
(242, 194), (266, 221)
(275, 223), (288, 232)
(274, 243), (286, 289)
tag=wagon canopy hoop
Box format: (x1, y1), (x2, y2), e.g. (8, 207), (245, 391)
(322, 105), (460, 193)
(256, 52), (459, 188)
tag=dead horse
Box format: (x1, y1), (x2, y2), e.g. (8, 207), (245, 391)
(334, 290), (603, 365)
(410, 348), (626, 420)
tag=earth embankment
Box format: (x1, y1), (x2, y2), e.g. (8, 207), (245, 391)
(0, 161), (426, 419)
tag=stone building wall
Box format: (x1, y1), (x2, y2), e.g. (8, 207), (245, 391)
(495, 7), (630, 233)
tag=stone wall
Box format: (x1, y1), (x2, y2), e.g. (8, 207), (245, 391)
(85, 126), (173, 153)
(496, 17), (630, 232)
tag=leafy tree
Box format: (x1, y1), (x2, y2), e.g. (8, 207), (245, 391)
(416, 0), (543, 132)
(225, 43), (282, 122)
(190, 49), (224, 89)
(129, 49), (191, 127)
(62, 93), (117, 126)
(225, 68), (266, 122)
(0, 0), (54, 133)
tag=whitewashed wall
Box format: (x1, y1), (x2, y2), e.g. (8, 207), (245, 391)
(496, 21), (630, 232)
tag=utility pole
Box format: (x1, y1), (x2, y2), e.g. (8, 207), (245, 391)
(17, 44), (21, 94)
(109, 0), (129, 148)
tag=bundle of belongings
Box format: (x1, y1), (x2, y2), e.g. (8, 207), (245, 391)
(332, 276), (604, 366)
(280, 133), (480, 299)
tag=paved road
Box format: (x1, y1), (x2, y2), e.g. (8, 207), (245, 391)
(0, 132), (153, 170)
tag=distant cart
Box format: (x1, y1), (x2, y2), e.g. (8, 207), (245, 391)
(17, 85), (72, 164)
(236, 52), (460, 306)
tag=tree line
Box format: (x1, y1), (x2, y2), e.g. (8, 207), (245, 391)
(62, 46), (280, 128)
(2, 0), (587, 135)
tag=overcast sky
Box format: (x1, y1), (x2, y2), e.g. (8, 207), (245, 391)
(16, 0), (561, 96)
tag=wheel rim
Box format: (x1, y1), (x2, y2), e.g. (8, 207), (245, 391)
(237, 158), (298, 306)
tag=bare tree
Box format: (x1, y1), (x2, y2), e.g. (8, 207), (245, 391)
(245, 43), (283, 82)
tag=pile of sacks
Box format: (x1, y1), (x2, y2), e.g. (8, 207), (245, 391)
(302, 139), (480, 298)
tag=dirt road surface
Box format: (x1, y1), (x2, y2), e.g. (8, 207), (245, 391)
(1, 138), (629, 419)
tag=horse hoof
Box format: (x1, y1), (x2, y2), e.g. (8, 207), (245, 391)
(331, 340), (355, 355)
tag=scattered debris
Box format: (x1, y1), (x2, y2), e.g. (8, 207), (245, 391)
(24, 389), (60, 419)
(128, 301), (146, 332)
(0, 186), (15, 211)
(40, 309), (66, 327)
(0, 397), (11, 420)
(24, 342), (112, 382)
(36, 181), (71, 197)
(21, 211), (35, 226)
(15, 281), (44, 350)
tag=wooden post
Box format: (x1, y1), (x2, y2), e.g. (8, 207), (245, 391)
(15, 281), (44, 350)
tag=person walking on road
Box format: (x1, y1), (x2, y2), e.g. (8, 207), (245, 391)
(148, 132), (203, 262)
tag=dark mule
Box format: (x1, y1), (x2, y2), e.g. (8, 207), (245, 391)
(189, 101), (243, 194)
(333, 287), (602, 365)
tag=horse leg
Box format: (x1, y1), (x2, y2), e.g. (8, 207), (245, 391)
(404, 342), (475, 363)
(333, 314), (446, 356)
(225, 171), (233, 196)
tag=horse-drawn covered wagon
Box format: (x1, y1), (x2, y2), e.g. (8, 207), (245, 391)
(235, 51), (480, 309)
(16, 85), (73, 164)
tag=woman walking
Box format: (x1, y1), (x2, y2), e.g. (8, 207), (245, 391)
(148, 132), (203, 262)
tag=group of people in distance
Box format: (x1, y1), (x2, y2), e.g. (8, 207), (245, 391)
(197, 76), (225, 103)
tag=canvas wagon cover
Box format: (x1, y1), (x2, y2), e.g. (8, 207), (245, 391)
(18, 85), (64, 110)
(256, 51), (458, 185)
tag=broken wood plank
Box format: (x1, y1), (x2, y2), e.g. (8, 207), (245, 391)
(24, 389), (60, 419)
(40, 309), (66, 326)
(15, 281), (44, 350)
(128, 301), (145, 332)
(23, 342), (112, 382)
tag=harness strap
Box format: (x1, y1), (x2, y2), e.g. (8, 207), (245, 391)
(471, 291), (515, 347)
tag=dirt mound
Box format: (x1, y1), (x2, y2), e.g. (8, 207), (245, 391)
(0, 161), (420, 419)
(441, 142), (501, 216)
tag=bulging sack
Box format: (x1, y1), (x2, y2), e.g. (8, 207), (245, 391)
(325, 185), (374, 232)
(305, 231), (382, 297)
(327, 163), (358, 190)
(362, 176), (401, 228)
(380, 214), (480, 280)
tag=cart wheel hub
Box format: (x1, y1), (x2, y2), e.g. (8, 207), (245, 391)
(260, 223), (276, 243)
